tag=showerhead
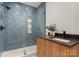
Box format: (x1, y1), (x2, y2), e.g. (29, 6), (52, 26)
(1, 4), (10, 10)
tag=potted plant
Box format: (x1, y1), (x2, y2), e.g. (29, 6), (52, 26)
(46, 24), (57, 37)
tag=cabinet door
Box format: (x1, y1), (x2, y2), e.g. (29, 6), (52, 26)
(59, 45), (78, 57)
(50, 43), (70, 57)
(37, 37), (51, 57)
(69, 45), (78, 57)
(43, 39), (51, 57)
(77, 44), (79, 56)
(50, 42), (60, 57)
(37, 37), (46, 57)
(59, 45), (70, 57)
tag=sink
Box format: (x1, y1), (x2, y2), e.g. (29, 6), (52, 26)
(53, 38), (71, 43)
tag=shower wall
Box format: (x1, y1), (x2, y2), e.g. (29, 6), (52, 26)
(0, 3), (6, 52)
(0, 2), (46, 51)
(4, 2), (37, 51)
(32, 2), (46, 44)
(37, 3), (46, 36)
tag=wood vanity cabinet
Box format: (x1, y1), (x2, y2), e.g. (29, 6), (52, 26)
(37, 37), (50, 57)
(36, 37), (79, 57)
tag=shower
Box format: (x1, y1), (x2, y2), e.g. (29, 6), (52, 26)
(0, 2), (45, 57)
(1, 3), (10, 10)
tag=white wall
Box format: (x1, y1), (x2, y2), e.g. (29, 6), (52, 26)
(75, 3), (79, 34)
(46, 2), (79, 34)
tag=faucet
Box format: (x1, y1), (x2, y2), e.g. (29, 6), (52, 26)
(63, 31), (66, 39)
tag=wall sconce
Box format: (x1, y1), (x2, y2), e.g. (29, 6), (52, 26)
(28, 16), (32, 34)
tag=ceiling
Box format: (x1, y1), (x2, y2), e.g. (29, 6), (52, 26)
(21, 2), (41, 8)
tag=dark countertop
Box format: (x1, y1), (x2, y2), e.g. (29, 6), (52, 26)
(38, 36), (79, 47)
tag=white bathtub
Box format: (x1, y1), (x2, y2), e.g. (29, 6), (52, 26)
(1, 45), (36, 57)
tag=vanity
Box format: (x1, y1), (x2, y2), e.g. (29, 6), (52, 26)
(36, 35), (79, 57)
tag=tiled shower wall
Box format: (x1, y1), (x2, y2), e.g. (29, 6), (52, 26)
(32, 2), (46, 44)
(0, 2), (46, 51)
(0, 3), (6, 52)
(37, 3), (46, 35)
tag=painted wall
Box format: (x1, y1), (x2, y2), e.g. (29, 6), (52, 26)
(75, 3), (79, 34)
(46, 2), (79, 34)
(0, 2), (46, 51)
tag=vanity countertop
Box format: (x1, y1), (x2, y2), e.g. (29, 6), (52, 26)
(38, 35), (79, 47)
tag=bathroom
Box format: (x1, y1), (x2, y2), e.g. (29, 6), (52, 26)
(0, 2), (79, 57)
(0, 2), (46, 57)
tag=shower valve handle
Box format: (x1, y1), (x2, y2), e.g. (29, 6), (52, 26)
(0, 25), (5, 31)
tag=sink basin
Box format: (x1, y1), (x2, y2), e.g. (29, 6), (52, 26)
(53, 38), (71, 43)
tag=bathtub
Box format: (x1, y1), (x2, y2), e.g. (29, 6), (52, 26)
(1, 45), (36, 57)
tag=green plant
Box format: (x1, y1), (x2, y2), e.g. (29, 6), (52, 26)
(46, 24), (56, 31)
